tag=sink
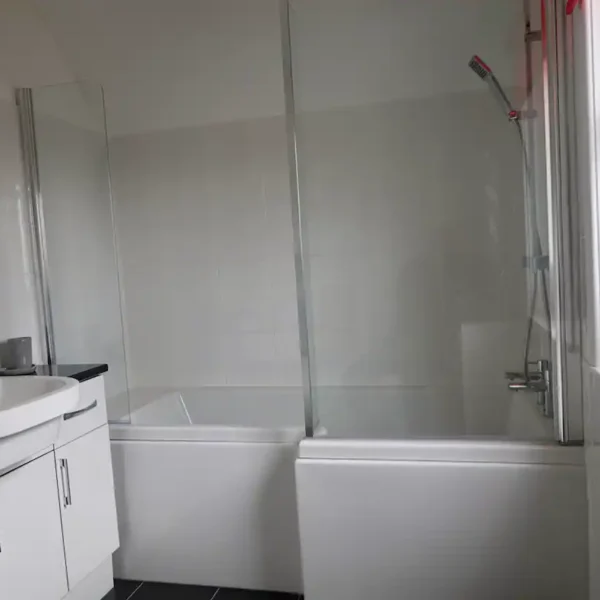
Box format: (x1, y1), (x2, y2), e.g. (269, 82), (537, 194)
(0, 376), (79, 438)
(0, 376), (79, 473)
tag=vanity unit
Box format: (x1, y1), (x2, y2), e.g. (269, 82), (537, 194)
(0, 367), (119, 600)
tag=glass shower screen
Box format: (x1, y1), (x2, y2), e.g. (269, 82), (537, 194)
(285, 0), (580, 442)
(24, 82), (130, 423)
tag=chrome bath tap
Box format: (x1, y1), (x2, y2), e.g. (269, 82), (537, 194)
(505, 359), (553, 418)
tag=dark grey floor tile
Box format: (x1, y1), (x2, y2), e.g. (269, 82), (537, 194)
(216, 589), (298, 600)
(111, 580), (144, 600)
(134, 581), (218, 599)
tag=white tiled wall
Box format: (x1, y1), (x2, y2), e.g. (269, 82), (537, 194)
(33, 100), (129, 400)
(0, 0), (562, 443)
(284, 0), (542, 437)
(296, 91), (529, 426)
(99, 0), (538, 432)
(109, 86), (537, 437)
(0, 95), (42, 363)
(110, 116), (301, 388)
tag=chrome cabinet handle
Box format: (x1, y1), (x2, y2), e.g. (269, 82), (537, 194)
(59, 458), (67, 507)
(64, 399), (98, 421)
(59, 458), (72, 507)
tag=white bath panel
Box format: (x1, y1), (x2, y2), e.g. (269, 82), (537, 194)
(110, 439), (302, 593)
(296, 443), (588, 600)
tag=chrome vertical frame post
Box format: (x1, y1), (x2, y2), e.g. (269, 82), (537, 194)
(15, 88), (57, 366)
(542, 0), (584, 443)
(280, 0), (317, 437)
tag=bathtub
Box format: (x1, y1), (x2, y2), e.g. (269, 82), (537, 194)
(109, 386), (305, 593)
(109, 385), (587, 598)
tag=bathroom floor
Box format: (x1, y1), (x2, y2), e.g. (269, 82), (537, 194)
(108, 579), (303, 600)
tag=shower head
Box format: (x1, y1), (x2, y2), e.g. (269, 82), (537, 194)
(468, 55), (492, 80)
(468, 54), (517, 120)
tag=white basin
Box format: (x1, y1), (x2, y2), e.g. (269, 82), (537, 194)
(0, 376), (79, 439)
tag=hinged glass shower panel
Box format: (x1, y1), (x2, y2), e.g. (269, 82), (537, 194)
(283, 0), (583, 443)
(17, 83), (131, 424)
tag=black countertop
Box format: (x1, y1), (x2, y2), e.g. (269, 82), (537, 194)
(35, 363), (108, 383)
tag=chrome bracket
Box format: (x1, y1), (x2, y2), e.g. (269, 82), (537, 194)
(525, 30), (542, 43)
(508, 109), (538, 122)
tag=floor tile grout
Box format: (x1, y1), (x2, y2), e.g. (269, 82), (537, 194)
(125, 581), (145, 600)
(117, 579), (299, 599)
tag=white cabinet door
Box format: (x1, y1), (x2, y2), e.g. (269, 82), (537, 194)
(0, 452), (69, 600)
(56, 424), (119, 590)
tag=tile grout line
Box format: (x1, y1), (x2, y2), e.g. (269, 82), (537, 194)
(125, 581), (145, 600)
(209, 587), (221, 599)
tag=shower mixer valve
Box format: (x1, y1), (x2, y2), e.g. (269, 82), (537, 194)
(505, 359), (553, 418)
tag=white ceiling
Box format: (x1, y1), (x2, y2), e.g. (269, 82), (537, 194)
(0, 0), (71, 97)
(33, 0), (284, 136)
(31, 0), (525, 137)
(290, 0), (525, 113)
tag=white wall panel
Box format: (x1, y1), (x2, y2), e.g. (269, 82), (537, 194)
(34, 103), (128, 400)
(296, 454), (588, 600)
(111, 439), (302, 593)
(110, 116), (301, 388)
